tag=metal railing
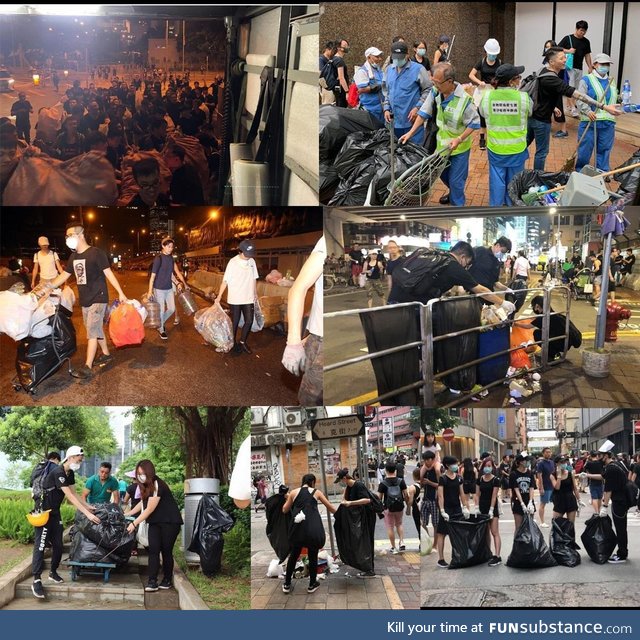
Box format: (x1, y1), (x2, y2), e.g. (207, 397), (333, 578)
(324, 286), (573, 407)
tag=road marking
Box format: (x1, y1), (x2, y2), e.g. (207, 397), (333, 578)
(382, 575), (405, 610)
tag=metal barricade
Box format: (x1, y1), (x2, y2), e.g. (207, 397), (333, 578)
(323, 286), (573, 407)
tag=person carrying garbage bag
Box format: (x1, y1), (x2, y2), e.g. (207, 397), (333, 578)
(435, 456), (471, 568)
(509, 453), (536, 532)
(281, 474), (336, 595)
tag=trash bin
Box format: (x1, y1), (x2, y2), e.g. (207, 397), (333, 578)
(507, 169), (570, 206)
(183, 477), (220, 563)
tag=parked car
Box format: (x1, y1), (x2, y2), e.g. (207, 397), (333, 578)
(0, 67), (15, 92)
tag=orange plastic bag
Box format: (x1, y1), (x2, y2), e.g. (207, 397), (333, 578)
(510, 325), (534, 369)
(108, 302), (145, 348)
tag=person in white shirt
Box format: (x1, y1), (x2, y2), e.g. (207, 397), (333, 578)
(217, 239), (259, 354)
(31, 236), (63, 289)
(282, 235), (324, 405)
(513, 250), (530, 283)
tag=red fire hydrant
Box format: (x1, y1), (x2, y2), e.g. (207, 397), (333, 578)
(605, 303), (632, 342)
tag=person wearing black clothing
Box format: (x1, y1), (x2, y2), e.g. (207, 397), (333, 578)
(468, 39), (502, 150)
(412, 40), (431, 73)
(165, 144), (205, 205)
(461, 458), (477, 498)
(436, 456), (471, 568)
(469, 237), (512, 291)
(558, 20), (592, 117)
(349, 243), (364, 287)
(419, 451), (440, 536)
(499, 455), (512, 502)
(620, 249), (636, 286)
(475, 457), (502, 566)
(363, 250), (386, 307)
(336, 468), (376, 578)
(526, 46), (620, 171)
(509, 453), (536, 532)
(282, 473), (336, 594)
(378, 463), (409, 554)
(583, 451), (604, 512)
(385, 240), (405, 288)
(10, 92), (33, 144)
(319, 41), (334, 74)
(332, 39), (350, 108)
(550, 455), (581, 523)
(407, 468), (422, 540)
(31, 446), (99, 600)
(126, 459), (184, 591)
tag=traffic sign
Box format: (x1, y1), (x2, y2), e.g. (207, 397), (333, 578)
(442, 428), (455, 442)
(383, 432), (394, 448)
(634, 420), (640, 434)
(382, 417), (394, 433)
(311, 415), (365, 440)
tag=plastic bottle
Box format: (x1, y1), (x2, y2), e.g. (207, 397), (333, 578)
(622, 80), (631, 106)
(622, 103), (638, 113)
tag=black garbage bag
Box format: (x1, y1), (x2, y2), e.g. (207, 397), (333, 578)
(433, 298), (479, 392)
(328, 160), (377, 206)
(507, 169), (571, 206)
(319, 161), (339, 204)
(448, 514), (492, 569)
(75, 503), (134, 552)
(506, 514), (558, 568)
(333, 504), (375, 573)
(187, 494), (235, 577)
(581, 514), (618, 564)
(334, 128), (391, 180)
(319, 105), (381, 163)
(15, 305), (77, 393)
(549, 517), (581, 567)
(359, 304), (421, 405)
(615, 148), (640, 204)
(506, 278), (528, 312)
(265, 493), (292, 563)
(69, 530), (132, 565)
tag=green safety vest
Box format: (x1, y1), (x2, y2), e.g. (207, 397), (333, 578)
(580, 74), (617, 122)
(435, 87), (473, 156)
(481, 88), (530, 155)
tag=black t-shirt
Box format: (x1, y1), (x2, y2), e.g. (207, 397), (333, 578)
(42, 464), (75, 512)
(345, 479), (369, 501)
(11, 100), (33, 125)
(386, 257), (404, 275)
(584, 459), (603, 487)
(469, 246), (500, 291)
(474, 57), (502, 83)
(422, 466), (438, 501)
(413, 56), (431, 72)
(633, 463), (640, 487)
(557, 34), (592, 70)
(64, 246), (111, 307)
(378, 477), (407, 498)
(509, 469), (534, 504)
(126, 483), (141, 508)
(332, 55), (349, 87)
(349, 249), (363, 266)
(499, 462), (511, 480)
(552, 472), (575, 494)
(622, 255), (635, 274)
(477, 475), (500, 513)
(142, 479), (184, 525)
(170, 165), (205, 205)
(603, 462), (627, 499)
(532, 70), (576, 123)
(439, 473), (463, 514)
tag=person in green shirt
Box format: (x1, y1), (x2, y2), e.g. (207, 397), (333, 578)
(82, 462), (120, 505)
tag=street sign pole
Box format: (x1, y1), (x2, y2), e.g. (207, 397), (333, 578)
(318, 438), (336, 556)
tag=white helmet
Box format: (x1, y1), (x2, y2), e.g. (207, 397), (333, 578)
(484, 38), (501, 55)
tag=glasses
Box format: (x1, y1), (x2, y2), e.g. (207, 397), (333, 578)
(433, 77), (453, 87)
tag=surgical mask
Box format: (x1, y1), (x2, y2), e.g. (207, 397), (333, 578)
(417, 48), (426, 57)
(596, 66), (609, 76)
(563, 464), (572, 472)
(66, 236), (79, 250)
(341, 47), (350, 54)
(487, 54), (498, 62)
(449, 464), (459, 473)
(483, 467), (493, 475)
(393, 58), (407, 68)
(137, 474), (147, 483)
(70, 462), (81, 471)
(372, 63), (380, 70)
(495, 251), (504, 260)
(524, 462), (531, 469)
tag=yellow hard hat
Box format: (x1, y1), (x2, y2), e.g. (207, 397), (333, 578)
(26, 510), (51, 527)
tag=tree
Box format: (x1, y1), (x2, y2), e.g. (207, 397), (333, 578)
(0, 406), (116, 461)
(408, 408), (460, 437)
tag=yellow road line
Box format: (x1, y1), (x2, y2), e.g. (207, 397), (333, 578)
(382, 575), (404, 610)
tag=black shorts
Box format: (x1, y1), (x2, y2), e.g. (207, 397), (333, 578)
(436, 511), (462, 536)
(463, 485), (476, 495)
(552, 492), (577, 515)
(479, 504), (499, 519)
(511, 500), (535, 516)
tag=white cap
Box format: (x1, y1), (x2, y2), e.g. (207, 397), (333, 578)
(598, 439), (615, 453)
(365, 47), (383, 58)
(38, 236), (50, 246)
(592, 53), (613, 65)
(484, 38), (501, 55)
(62, 445), (84, 462)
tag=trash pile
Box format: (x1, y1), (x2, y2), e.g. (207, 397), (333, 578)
(507, 169), (571, 206)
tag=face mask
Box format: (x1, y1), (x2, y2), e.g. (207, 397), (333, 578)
(137, 474), (147, 483)
(393, 58), (407, 68)
(524, 462), (531, 469)
(487, 54), (497, 62)
(449, 464), (459, 473)
(341, 47), (350, 54)
(483, 467), (493, 475)
(69, 462), (81, 471)
(417, 48), (426, 57)
(596, 66), (609, 76)
(563, 464), (572, 472)
(495, 251), (504, 260)
(372, 63), (380, 70)
(66, 236), (79, 250)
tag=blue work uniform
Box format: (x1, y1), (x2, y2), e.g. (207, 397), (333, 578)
(354, 61), (385, 125)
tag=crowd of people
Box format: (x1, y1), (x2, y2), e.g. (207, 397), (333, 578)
(320, 20), (624, 206)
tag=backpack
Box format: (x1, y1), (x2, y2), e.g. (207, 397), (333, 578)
(31, 460), (56, 506)
(383, 478), (405, 512)
(614, 462), (640, 510)
(366, 488), (385, 515)
(320, 59), (339, 91)
(568, 320), (582, 349)
(391, 248), (454, 298)
(520, 67), (552, 110)
(347, 82), (360, 108)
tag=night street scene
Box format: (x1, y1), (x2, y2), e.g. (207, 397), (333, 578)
(0, 206), (322, 405)
(417, 407), (639, 609)
(0, 6), (320, 206)
(324, 205), (640, 408)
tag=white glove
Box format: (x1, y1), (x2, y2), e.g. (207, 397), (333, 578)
(579, 472), (587, 480)
(462, 506), (470, 520)
(488, 512), (494, 520)
(527, 501), (535, 515)
(505, 288), (515, 295)
(500, 300), (516, 316)
(440, 509), (450, 522)
(281, 342), (306, 376)
(599, 505), (608, 518)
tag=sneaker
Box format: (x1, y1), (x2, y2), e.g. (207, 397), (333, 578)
(479, 136), (486, 150)
(31, 579), (45, 599)
(282, 582), (292, 593)
(48, 571), (64, 583)
(437, 559), (449, 569)
(173, 317), (180, 325)
(607, 555), (627, 564)
(553, 130), (569, 138)
(145, 580), (159, 592)
(307, 582), (320, 593)
(157, 329), (168, 340)
(232, 342), (242, 354)
(356, 570), (376, 578)
(399, 544), (406, 552)
(94, 353), (114, 367)
(389, 547), (398, 555)
(239, 341), (252, 354)
(488, 556), (502, 567)
(539, 522), (549, 528)
(70, 365), (93, 379)
(159, 578), (173, 590)
(439, 193), (451, 205)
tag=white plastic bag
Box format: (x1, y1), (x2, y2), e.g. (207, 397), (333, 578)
(136, 520), (149, 548)
(194, 304), (234, 352)
(238, 296), (265, 332)
(28, 300), (56, 338)
(0, 291), (38, 341)
(358, 273), (367, 288)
